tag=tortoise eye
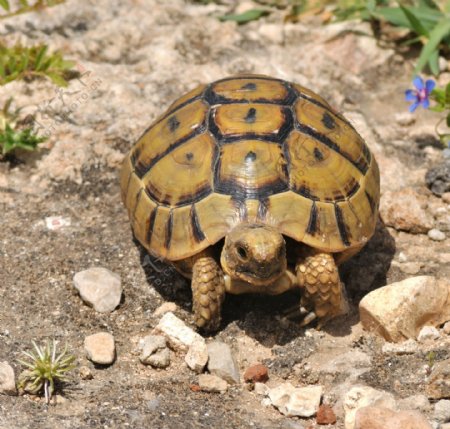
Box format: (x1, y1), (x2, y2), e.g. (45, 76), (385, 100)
(236, 245), (248, 260)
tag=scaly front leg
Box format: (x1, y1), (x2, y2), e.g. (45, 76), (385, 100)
(295, 252), (342, 329)
(191, 256), (226, 332)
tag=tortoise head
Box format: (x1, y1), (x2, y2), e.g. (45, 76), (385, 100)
(220, 224), (286, 286)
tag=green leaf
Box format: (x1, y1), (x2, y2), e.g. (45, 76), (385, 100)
(399, 5), (429, 37)
(418, 0), (440, 10)
(375, 6), (442, 31)
(219, 9), (270, 24)
(0, 0), (10, 11)
(428, 48), (440, 75)
(46, 72), (68, 87)
(34, 45), (48, 71)
(447, 113), (450, 128)
(445, 82), (450, 105)
(415, 18), (450, 74)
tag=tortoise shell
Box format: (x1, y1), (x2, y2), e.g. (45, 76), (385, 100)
(120, 75), (380, 261)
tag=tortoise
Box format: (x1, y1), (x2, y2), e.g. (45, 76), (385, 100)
(120, 74), (380, 331)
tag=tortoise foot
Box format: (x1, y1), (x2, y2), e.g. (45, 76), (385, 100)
(191, 256), (225, 332)
(296, 252), (342, 328)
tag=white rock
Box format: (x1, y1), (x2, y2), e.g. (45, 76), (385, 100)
(198, 374), (228, 393)
(417, 326), (441, 342)
(45, 216), (71, 230)
(434, 400), (450, 423)
(155, 312), (204, 351)
(395, 112), (416, 126)
(359, 276), (450, 342)
(398, 394), (430, 413)
(73, 267), (122, 313)
(268, 383), (323, 417)
(139, 335), (170, 368)
(207, 341), (240, 384)
(382, 339), (419, 354)
(84, 332), (115, 365)
(153, 302), (178, 317)
(444, 321), (450, 335)
(343, 385), (397, 429)
(185, 338), (208, 373)
(254, 382), (270, 396)
(258, 23), (284, 44)
(428, 229), (446, 241)
(0, 362), (16, 395)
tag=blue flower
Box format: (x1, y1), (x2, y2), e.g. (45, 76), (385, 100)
(405, 76), (435, 112)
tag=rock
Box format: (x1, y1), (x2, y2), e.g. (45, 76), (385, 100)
(398, 395), (431, 413)
(441, 424), (450, 429)
(359, 276), (450, 342)
(395, 112), (415, 126)
(434, 400), (450, 422)
(444, 321), (450, 335)
(428, 229), (446, 241)
(426, 160), (450, 196)
(417, 326), (441, 342)
(258, 23), (284, 44)
(268, 383), (323, 417)
(185, 338), (208, 373)
(311, 349), (371, 375)
(244, 364), (269, 383)
(73, 267), (122, 313)
(79, 365), (93, 380)
(45, 216), (71, 230)
(155, 312), (204, 351)
(442, 192), (450, 204)
(254, 382), (270, 396)
(198, 374), (228, 393)
(206, 341), (240, 384)
(139, 335), (170, 368)
(0, 362), (16, 395)
(379, 188), (432, 233)
(84, 332), (116, 365)
(427, 359), (450, 399)
(382, 339), (418, 354)
(354, 406), (432, 429)
(343, 385), (397, 429)
(316, 404), (337, 425)
(153, 302), (178, 317)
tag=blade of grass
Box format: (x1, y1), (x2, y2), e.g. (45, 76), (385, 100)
(399, 5), (429, 36)
(219, 9), (270, 24)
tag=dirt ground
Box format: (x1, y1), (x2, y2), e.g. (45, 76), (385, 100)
(0, 1), (449, 428)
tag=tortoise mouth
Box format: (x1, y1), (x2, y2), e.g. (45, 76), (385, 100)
(236, 267), (284, 285)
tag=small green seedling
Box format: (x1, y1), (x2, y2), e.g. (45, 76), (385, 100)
(17, 340), (76, 404)
(0, 98), (46, 158)
(0, 0), (65, 20)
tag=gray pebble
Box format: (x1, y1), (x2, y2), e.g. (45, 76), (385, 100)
(428, 229), (446, 241)
(207, 341), (240, 384)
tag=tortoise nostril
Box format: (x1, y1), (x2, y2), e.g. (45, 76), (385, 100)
(237, 246), (248, 260)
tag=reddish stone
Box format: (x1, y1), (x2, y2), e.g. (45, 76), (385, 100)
(243, 364), (269, 383)
(316, 404), (337, 425)
(189, 384), (201, 392)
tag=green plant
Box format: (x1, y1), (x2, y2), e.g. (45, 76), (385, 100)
(430, 81), (450, 146)
(0, 0), (64, 19)
(0, 43), (75, 87)
(17, 340), (76, 404)
(0, 98), (46, 158)
(332, 0), (450, 75)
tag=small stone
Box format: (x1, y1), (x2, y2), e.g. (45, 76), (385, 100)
(399, 262), (422, 275)
(398, 395), (430, 413)
(244, 364), (269, 383)
(395, 112), (415, 126)
(426, 160), (450, 196)
(185, 338), (208, 373)
(0, 362), (16, 395)
(417, 326), (441, 342)
(343, 385), (397, 429)
(254, 382), (270, 396)
(79, 366), (93, 380)
(359, 276), (450, 342)
(428, 229), (446, 241)
(354, 406), (432, 429)
(442, 193), (450, 204)
(434, 400), (450, 423)
(153, 302), (177, 317)
(155, 312), (204, 351)
(428, 359), (450, 399)
(73, 267), (122, 313)
(84, 332), (115, 365)
(198, 374), (228, 393)
(382, 339), (418, 354)
(316, 404), (337, 425)
(444, 321), (450, 335)
(190, 384), (201, 392)
(207, 341), (239, 384)
(268, 383), (323, 417)
(258, 23), (284, 44)
(45, 216), (71, 230)
(379, 188), (433, 233)
(139, 335), (170, 368)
